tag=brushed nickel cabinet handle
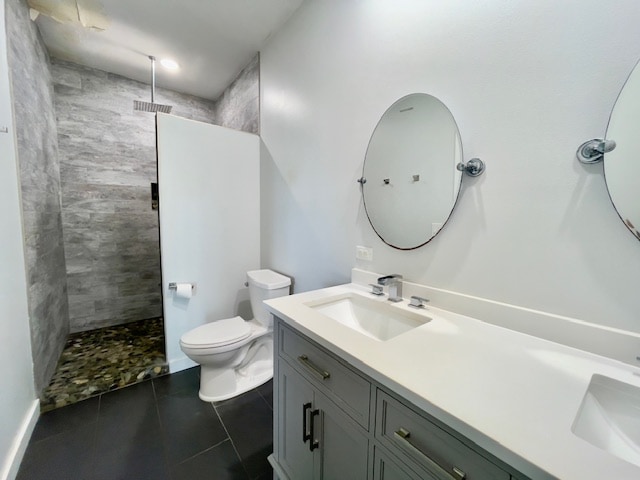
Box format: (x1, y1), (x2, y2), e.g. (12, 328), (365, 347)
(309, 408), (320, 452)
(394, 428), (466, 480)
(452, 466), (467, 480)
(303, 402), (312, 443)
(297, 355), (330, 380)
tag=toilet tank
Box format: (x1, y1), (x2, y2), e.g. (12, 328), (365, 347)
(247, 269), (291, 327)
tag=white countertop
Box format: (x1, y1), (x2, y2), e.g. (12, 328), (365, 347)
(265, 282), (640, 480)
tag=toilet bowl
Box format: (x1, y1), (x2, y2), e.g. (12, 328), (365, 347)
(180, 269), (291, 402)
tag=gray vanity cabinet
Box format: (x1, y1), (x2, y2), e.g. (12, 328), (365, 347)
(277, 360), (369, 479)
(272, 319), (524, 480)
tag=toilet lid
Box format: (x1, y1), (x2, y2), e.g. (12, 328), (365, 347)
(180, 317), (251, 348)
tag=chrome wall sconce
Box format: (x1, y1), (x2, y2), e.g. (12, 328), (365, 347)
(576, 139), (616, 164)
(456, 158), (485, 177)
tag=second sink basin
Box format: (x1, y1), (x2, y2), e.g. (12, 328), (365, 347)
(305, 293), (429, 341)
(572, 374), (640, 467)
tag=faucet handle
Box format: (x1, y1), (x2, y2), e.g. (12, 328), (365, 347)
(369, 284), (384, 296)
(409, 296), (429, 308)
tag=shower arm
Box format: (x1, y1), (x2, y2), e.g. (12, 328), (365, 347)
(149, 56), (156, 104)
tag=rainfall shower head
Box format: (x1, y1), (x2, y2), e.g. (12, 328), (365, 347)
(134, 99), (172, 113)
(134, 56), (173, 114)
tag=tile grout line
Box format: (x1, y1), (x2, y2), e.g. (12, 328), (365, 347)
(257, 388), (273, 411)
(88, 392), (101, 476)
(28, 394), (104, 446)
(173, 437), (233, 467)
(151, 378), (174, 476)
(211, 401), (252, 480)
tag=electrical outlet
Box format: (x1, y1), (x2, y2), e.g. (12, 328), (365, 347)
(356, 245), (373, 262)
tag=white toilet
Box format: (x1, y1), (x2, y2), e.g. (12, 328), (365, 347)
(179, 269), (291, 402)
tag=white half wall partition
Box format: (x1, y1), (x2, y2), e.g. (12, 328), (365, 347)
(157, 114), (260, 372)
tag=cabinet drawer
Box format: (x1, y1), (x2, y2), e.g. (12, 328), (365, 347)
(279, 323), (371, 428)
(374, 446), (437, 480)
(376, 390), (509, 480)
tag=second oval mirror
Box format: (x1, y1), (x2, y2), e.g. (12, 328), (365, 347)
(362, 93), (463, 249)
(604, 59), (640, 240)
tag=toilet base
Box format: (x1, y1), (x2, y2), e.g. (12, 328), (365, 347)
(199, 369), (272, 402)
(197, 334), (274, 402)
(198, 359), (273, 402)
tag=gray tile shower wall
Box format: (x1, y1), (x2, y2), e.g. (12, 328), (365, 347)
(5, 0), (70, 395)
(213, 54), (260, 134)
(51, 59), (219, 333)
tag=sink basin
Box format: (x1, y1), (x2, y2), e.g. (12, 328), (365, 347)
(305, 293), (429, 341)
(572, 374), (640, 466)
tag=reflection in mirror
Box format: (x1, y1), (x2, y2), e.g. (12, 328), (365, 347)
(605, 59), (640, 240)
(361, 93), (463, 249)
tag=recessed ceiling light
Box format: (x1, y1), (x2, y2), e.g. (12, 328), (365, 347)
(160, 58), (180, 70)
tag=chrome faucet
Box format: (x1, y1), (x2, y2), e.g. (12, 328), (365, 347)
(377, 274), (403, 302)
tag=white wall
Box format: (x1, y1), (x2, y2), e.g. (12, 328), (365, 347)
(0, 0), (39, 477)
(260, 0), (640, 333)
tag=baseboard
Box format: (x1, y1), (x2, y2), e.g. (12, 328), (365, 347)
(1, 399), (39, 480)
(169, 355), (197, 374)
(267, 454), (289, 480)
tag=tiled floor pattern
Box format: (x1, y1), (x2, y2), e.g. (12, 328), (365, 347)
(41, 317), (169, 412)
(18, 367), (273, 480)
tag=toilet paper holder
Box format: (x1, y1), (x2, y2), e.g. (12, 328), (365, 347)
(168, 282), (194, 291)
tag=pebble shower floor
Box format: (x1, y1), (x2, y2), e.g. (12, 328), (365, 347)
(40, 317), (169, 412)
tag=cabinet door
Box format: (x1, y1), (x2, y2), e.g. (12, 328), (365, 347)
(278, 361), (315, 480)
(315, 391), (369, 480)
(278, 360), (369, 480)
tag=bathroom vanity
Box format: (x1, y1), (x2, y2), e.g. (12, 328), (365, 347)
(272, 320), (520, 480)
(265, 270), (640, 480)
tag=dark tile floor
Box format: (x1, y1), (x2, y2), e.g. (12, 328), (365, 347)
(18, 367), (274, 480)
(41, 318), (169, 412)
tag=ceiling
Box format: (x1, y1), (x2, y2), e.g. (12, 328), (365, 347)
(29, 0), (305, 100)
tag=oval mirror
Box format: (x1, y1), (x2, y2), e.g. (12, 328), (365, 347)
(605, 59), (640, 240)
(361, 93), (463, 249)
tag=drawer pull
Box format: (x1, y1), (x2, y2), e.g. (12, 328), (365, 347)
(394, 428), (466, 480)
(298, 355), (331, 380)
(452, 467), (467, 480)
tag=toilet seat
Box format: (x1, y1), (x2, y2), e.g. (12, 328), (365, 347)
(180, 317), (251, 349)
